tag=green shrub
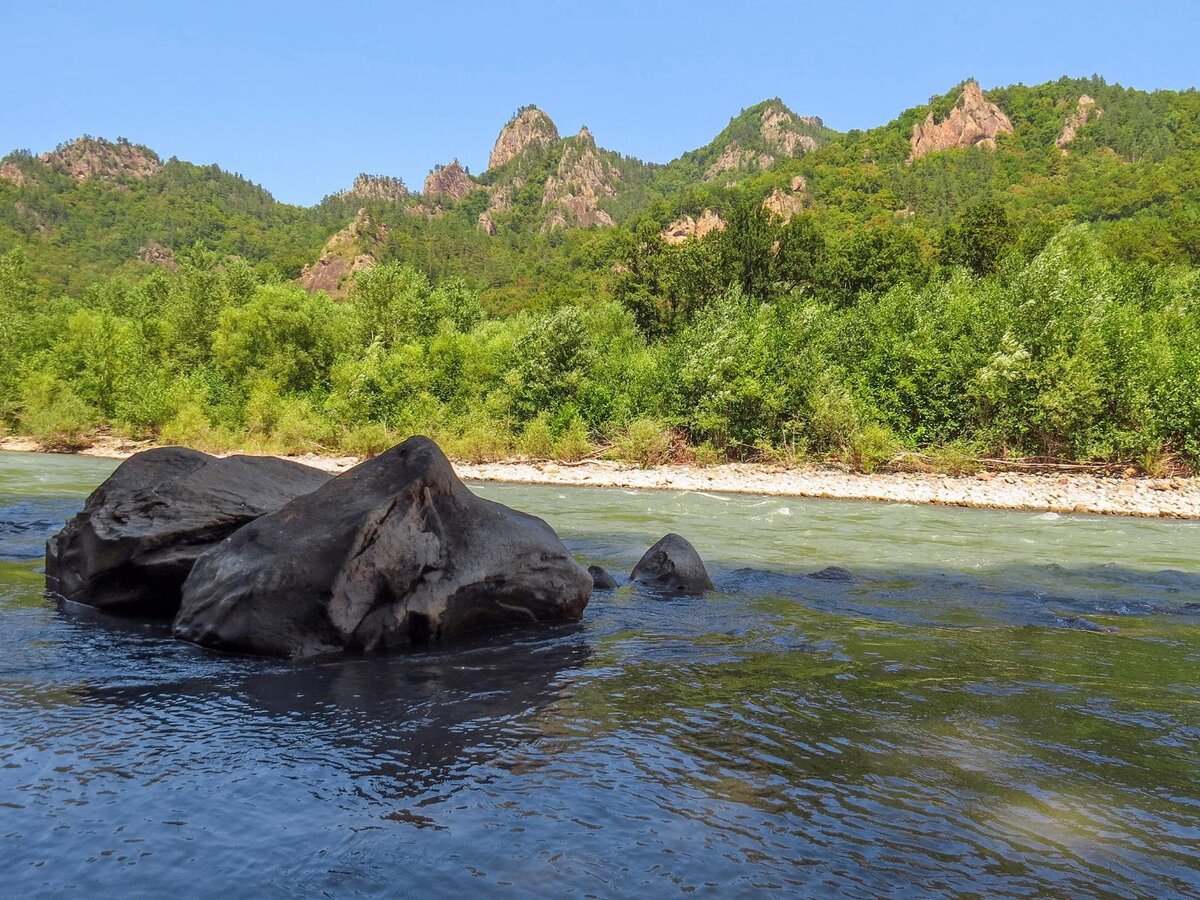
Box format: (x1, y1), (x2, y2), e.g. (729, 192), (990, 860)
(337, 423), (398, 458)
(844, 423), (899, 473)
(518, 413), (555, 458)
(609, 418), (673, 467)
(442, 420), (515, 463)
(553, 415), (594, 462)
(160, 402), (237, 453)
(21, 379), (96, 451)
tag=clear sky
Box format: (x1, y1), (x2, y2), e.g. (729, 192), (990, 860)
(5, 0), (1198, 205)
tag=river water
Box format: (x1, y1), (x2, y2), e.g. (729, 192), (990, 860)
(1, 451), (1198, 897)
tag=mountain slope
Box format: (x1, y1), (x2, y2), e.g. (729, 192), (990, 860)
(3, 75), (1199, 298)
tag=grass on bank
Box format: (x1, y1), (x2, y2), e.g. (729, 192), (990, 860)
(12, 408), (1194, 478)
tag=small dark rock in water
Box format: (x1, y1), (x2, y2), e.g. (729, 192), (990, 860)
(808, 566), (855, 582)
(45, 447), (330, 616)
(630, 533), (713, 594)
(588, 565), (618, 590)
(174, 436), (592, 658)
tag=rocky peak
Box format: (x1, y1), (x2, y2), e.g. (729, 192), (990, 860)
(342, 173), (408, 202)
(299, 208), (387, 296)
(908, 81), (1013, 162)
(1056, 94), (1102, 150)
(488, 106), (560, 171)
(760, 104), (820, 157)
(423, 160), (476, 202)
(540, 127), (621, 231)
(40, 136), (163, 182)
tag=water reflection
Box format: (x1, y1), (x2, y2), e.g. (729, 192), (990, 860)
(1, 452), (1198, 896)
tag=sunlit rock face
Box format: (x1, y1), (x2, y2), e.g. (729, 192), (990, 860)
(909, 81), (1013, 162)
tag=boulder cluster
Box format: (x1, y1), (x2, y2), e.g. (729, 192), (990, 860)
(48, 438), (594, 658)
(46, 437), (725, 660)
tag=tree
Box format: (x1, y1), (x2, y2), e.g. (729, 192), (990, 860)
(939, 199), (1016, 276)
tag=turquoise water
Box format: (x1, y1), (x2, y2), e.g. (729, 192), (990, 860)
(1, 451), (1198, 896)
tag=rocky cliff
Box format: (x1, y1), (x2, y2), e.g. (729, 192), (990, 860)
(662, 208), (726, 244)
(704, 143), (777, 181)
(762, 176), (809, 222)
(908, 81), (1013, 162)
(42, 136), (163, 181)
(760, 104), (820, 157)
(423, 160), (476, 202)
(488, 106), (560, 171)
(1056, 94), (1102, 149)
(299, 208), (386, 296)
(340, 173), (409, 202)
(703, 100), (827, 181)
(0, 160), (34, 186)
(540, 127), (621, 230)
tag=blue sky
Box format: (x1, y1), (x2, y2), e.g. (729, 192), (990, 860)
(5, 1), (1198, 205)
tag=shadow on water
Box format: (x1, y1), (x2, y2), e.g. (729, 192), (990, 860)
(77, 631), (592, 800)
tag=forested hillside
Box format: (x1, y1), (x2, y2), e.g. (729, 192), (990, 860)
(2, 76), (1198, 470)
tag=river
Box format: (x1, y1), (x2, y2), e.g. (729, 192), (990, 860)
(1, 451), (1198, 897)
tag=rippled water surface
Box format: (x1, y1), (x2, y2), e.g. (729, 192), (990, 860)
(2, 451), (1199, 897)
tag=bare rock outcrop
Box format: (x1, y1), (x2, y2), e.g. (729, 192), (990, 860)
(760, 105), (819, 157)
(1056, 94), (1102, 150)
(762, 186), (805, 222)
(541, 127), (620, 230)
(908, 81), (1013, 162)
(662, 208), (726, 244)
(137, 241), (177, 270)
(704, 142), (775, 181)
(477, 211), (497, 235)
(341, 173), (409, 202)
(486, 183), (515, 213)
(300, 208), (387, 296)
(40, 137), (163, 182)
(488, 106), (560, 171)
(423, 161), (476, 202)
(0, 160), (34, 187)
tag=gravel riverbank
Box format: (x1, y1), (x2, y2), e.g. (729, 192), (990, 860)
(4, 436), (1197, 519)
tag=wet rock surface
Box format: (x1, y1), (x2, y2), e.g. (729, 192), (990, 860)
(588, 565), (619, 590)
(174, 437), (591, 658)
(45, 448), (331, 616)
(630, 533), (713, 594)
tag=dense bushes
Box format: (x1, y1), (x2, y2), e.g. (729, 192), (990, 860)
(1, 217), (1198, 469)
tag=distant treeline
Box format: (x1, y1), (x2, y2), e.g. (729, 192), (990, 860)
(2, 198), (1197, 471)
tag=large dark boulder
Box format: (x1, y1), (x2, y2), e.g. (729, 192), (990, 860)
(45, 448), (331, 617)
(630, 533), (713, 594)
(174, 436), (592, 658)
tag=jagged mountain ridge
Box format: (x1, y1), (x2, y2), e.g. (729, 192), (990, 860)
(3, 74), (1198, 294)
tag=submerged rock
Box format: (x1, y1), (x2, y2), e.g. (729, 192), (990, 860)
(630, 533), (713, 594)
(808, 566), (855, 582)
(588, 565), (618, 590)
(45, 448), (331, 617)
(174, 436), (592, 658)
